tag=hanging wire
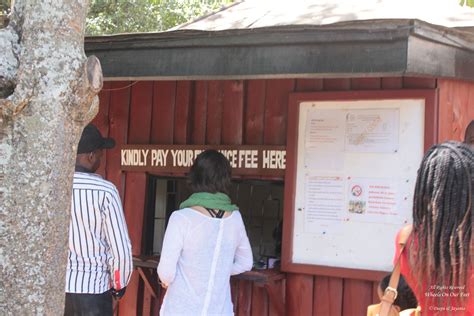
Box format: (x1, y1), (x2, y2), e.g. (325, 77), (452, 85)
(102, 81), (139, 91)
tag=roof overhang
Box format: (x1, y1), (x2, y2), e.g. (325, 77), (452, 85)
(85, 20), (474, 81)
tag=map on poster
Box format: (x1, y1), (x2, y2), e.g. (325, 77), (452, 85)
(292, 99), (425, 272)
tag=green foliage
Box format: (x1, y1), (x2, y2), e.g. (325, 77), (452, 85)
(1, 0), (10, 15)
(0, 0), (231, 34)
(460, 0), (474, 6)
(86, 0), (233, 36)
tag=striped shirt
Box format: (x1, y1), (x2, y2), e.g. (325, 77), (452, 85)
(65, 172), (133, 294)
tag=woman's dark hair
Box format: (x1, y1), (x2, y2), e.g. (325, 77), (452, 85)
(409, 141), (473, 306)
(188, 150), (232, 195)
(380, 274), (418, 310)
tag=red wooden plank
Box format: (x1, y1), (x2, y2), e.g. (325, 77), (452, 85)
(437, 79), (474, 142)
(237, 280), (253, 316)
(128, 81), (153, 144)
(467, 86), (474, 137)
(244, 80), (266, 145)
(438, 80), (454, 143)
(192, 81), (208, 144)
(118, 273), (139, 316)
(206, 81), (224, 145)
(422, 88), (438, 152)
(141, 287), (152, 316)
(281, 93), (299, 273)
(124, 80), (153, 253)
(120, 173), (147, 316)
(350, 78), (381, 90)
(263, 79), (295, 145)
(106, 81), (131, 199)
(323, 78), (351, 90)
(174, 81), (192, 144)
(450, 82), (469, 141)
(122, 174), (147, 310)
(342, 279), (373, 316)
(231, 278), (240, 314)
(403, 77), (436, 89)
(159, 286), (166, 310)
(295, 79), (323, 92)
(93, 81), (111, 131)
(92, 81), (111, 177)
(313, 276), (343, 316)
(381, 77), (403, 89)
(124, 80), (153, 249)
(286, 273), (313, 316)
(468, 85), (474, 123)
(151, 297), (160, 316)
(133, 268), (160, 316)
(251, 284), (268, 316)
(121, 81), (154, 316)
(372, 281), (380, 304)
(222, 80), (244, 145)
(268, 279), (286, 316)
(150, 81), (176, 144)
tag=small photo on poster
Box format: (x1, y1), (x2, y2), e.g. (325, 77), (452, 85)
(348, 200), (366, 214)
(348, 183), (366, 214)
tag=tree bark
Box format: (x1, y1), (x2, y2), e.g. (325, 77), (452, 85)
(0, 1), (102, 314)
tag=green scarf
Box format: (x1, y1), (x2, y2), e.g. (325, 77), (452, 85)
(179, 192), (238, 211)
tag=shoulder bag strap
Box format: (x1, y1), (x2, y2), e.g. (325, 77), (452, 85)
(379, 226), (413, 316)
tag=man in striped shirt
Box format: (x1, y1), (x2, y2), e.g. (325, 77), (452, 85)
(65, 124), (133, 316)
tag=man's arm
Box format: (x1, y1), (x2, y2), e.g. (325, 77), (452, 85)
(103, 188), (133, 291)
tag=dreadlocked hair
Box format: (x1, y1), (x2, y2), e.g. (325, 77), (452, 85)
(409, 141), (473, 310)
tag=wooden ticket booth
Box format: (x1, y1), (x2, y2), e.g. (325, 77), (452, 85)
(121, 145), (287, 315)
(85, 3), (474, 315)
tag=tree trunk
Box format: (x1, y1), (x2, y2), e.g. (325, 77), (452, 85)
(0, 1), (102, 314)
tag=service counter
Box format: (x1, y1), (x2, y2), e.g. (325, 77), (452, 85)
(132, 256), (286, 316)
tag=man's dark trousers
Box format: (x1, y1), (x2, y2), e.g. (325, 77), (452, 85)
(64, 290), (112, 316)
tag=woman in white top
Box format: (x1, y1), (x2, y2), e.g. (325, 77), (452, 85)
(157, 150), (253, 316)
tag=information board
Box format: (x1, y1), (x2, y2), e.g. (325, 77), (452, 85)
(282, 90), (436, 280)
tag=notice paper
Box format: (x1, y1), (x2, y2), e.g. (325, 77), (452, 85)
(304, 175), (345, 233)
(305, 109), (345, 151)
(346, 177), (403, 224)
(344, 109), (399, 153)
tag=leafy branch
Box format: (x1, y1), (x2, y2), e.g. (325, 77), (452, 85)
(86, 0), (232, 35)
(460, 0), (474, 7)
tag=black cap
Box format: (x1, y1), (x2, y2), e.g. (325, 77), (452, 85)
(77, 124), (116, 154)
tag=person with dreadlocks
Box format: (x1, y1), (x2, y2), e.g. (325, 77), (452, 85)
(393, 141), (473, 315)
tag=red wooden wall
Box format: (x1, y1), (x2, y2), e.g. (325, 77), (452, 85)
(92, 76), (473, 316)
(438, 79), (474, 142)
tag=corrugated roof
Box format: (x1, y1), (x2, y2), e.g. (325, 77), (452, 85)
(173, 0), (474, 31)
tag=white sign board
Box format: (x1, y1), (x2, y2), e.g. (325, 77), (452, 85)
(292, 99), (425, 272)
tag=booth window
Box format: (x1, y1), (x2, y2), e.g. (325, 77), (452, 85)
(144, 176), (284, 267)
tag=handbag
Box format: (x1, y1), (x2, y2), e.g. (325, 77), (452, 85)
(367, 226), (413, 316)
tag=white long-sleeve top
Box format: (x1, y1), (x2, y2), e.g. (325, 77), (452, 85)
(157, 208), (253, 316)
